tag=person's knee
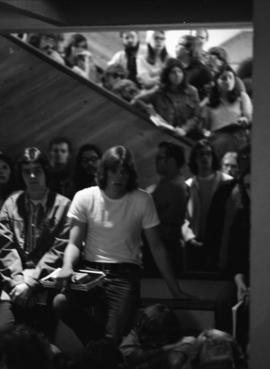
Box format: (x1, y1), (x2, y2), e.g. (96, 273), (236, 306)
(52, 293), (68, 316)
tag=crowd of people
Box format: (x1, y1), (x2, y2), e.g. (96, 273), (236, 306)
(16, 29), (253, 155)
(0, 135), (251, 367)
(0, 28), (252, 368)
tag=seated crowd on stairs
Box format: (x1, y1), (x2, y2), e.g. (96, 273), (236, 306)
(0, 30), (252, 368)
(16, 30), (253, 144)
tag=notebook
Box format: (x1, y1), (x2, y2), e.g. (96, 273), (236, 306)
(41, 268), (106, 292)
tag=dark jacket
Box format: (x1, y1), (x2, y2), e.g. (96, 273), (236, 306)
(0, 190), (70, 292)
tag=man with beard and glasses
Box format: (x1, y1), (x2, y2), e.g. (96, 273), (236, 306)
(108, 31), (142, 87)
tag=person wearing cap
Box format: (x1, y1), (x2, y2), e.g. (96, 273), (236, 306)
(28, 33), (65, 65)
(0, 147), (71, 335)
(101, 64), (128, 91)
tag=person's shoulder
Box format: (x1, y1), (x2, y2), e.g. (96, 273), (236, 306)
(72, 186), (100, 201)
(145, 184), (157, 194)
(54, 192), (71, 206)
(3, 190), (24, 204)
(186, 84), (198, 95)
(219, 171), (233, 182)
(130, 188), (153, 201)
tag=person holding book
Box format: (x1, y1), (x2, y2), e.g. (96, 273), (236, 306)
(0, 147), (71, 336)
(53, 145), (193, 345)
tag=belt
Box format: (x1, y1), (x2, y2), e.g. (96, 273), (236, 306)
(83, 261), (140, 274)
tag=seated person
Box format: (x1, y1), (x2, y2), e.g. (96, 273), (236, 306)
(112, 79), (140, 102)
(192, 329), (247, 369)
(119, 303), (192, 369)
(0, 147), (70, 336)
(0, 324), (56, 369)
(101, 64), (127, 92)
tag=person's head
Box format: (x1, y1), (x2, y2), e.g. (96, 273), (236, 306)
(175, 35), (201, 66)
(160, 58), (187, 90)
(17, 147), (49, 193)
(76, 143), (102, 177)
(192, 329), (246, 369)
(49, 137), (72, 168)
(97, 145), (138, 195)
(74, 50), (93, 71)
(156, 141), (185, 177)
(194, 28), (209, 48)
(207, 47), (229, 75)
(135, 303), (181, 347)
(120, 31), (139, 49)
(216, 65), (237, 93)
(0, 324), (55, 369)
(112, 79), (139, 102)
(39, 33), (60, 54)
(149, 30), (166, 51)
(189, 139), (219, 176)
(209, 65), (241, 107)
(0, 152), (14, 187)
(103, 64), (127, 91)
(221, 152), (239, 178)
(65, 33), (88, 60)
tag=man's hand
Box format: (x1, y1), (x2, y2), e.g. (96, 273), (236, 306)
(55, 267), (74, 290)
(188, 238), (203, 248)
(235, 273), (248, 301)
(174, 127), (187, 137)
(237, 116), (250, 128)
(10, 283), (32, 307)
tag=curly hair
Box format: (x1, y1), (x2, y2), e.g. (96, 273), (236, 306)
(97, 146), (138, 192)
(192, 329), (247, 369)
(135, 303), (181, 348)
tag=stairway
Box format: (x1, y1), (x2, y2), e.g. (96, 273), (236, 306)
(0, 34), (192, 188)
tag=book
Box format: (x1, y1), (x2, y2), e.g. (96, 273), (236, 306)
(232, 298), (249, 340)
(40, 268), (106, 292)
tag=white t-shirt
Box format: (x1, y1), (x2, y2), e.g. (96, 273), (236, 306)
(68, 186), (160, 265)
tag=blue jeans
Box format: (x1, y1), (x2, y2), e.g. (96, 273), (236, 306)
(53, 263), (141, 345)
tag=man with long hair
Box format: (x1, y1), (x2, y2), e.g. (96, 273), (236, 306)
(54, 145), (192, 346)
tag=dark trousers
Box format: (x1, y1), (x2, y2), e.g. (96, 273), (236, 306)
(0, 298), (57, 339)
(53, 263), (141, 345)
